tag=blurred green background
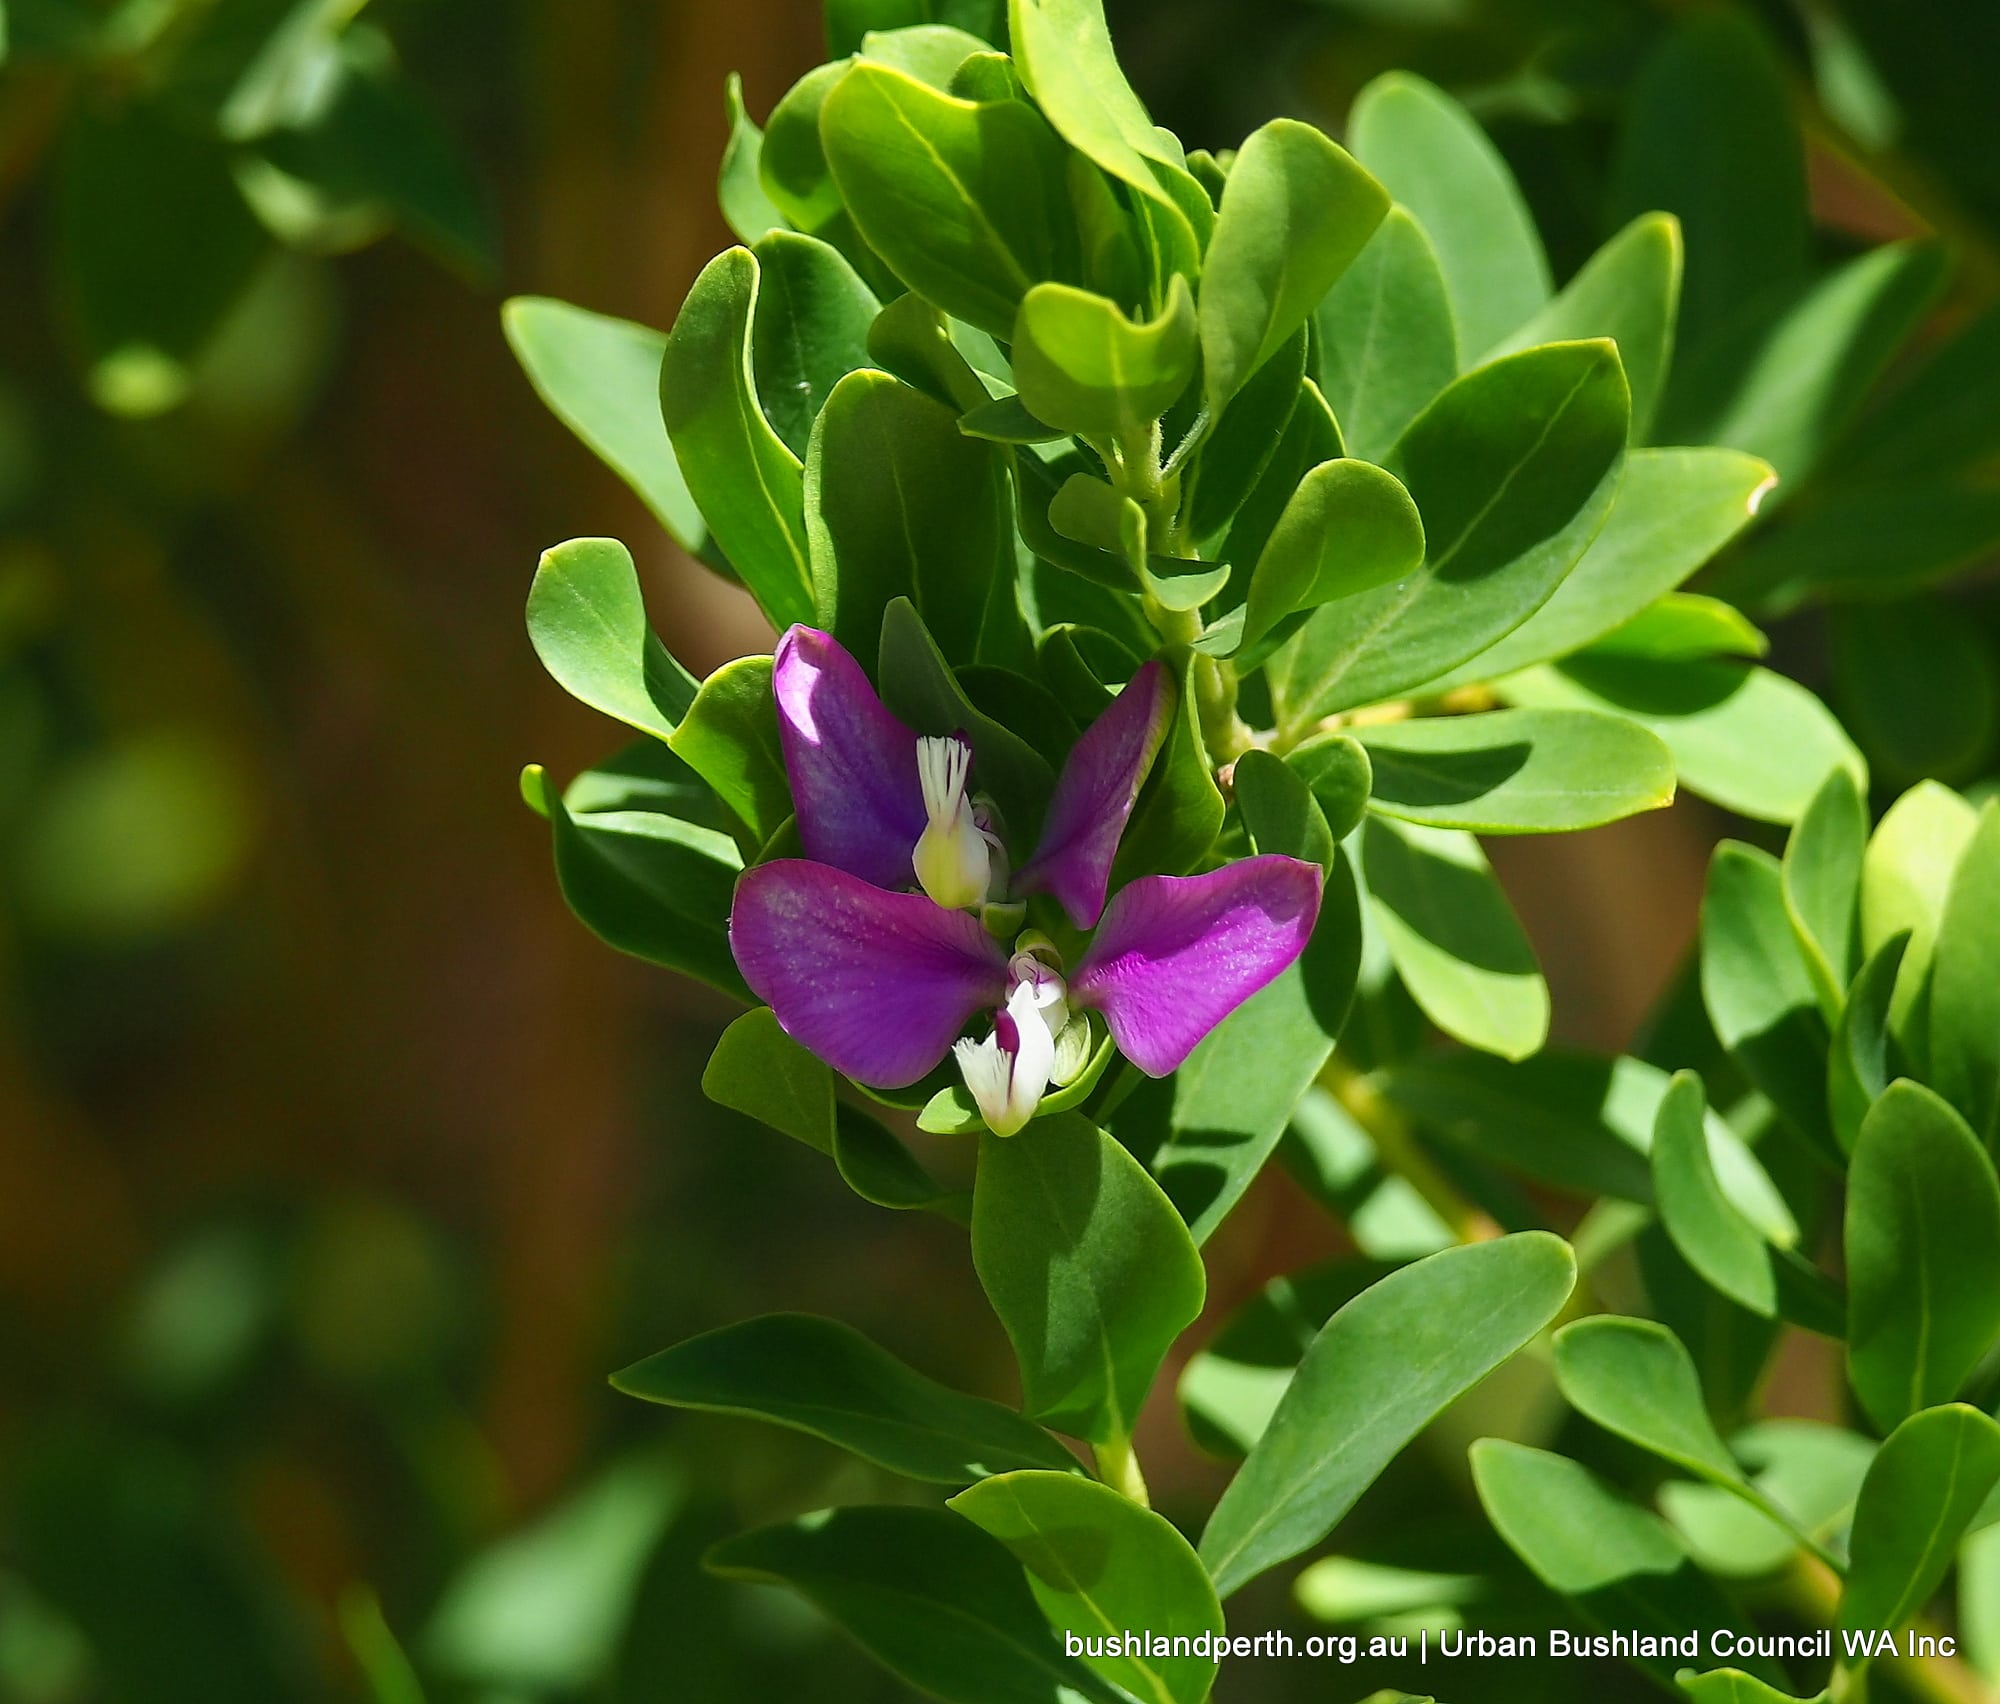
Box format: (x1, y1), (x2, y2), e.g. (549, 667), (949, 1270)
(0, 1), (1994, 1699)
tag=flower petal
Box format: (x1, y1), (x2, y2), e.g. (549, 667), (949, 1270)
(1016, 660), (1172, 927)
(730, 860), (1009, 1087)
(773, 625), (926, 890)
(1070, 856), (1323, 1075)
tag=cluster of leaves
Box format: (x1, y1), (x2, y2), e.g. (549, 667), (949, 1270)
(6, 0), (491, 415)
(508, 2), (1999, 1701)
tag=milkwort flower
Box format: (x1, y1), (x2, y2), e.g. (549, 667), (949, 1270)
(728, 627), (1322, 1134)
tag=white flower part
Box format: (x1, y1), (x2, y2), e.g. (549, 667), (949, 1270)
(971, 797), (1011, 901)
(953, 978), (1059, 1137)
(913, 735), (990, 910)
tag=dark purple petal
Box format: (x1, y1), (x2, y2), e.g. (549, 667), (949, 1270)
(730, 860), (1009, 1087)
(1016, 660), (1172, 928)
(773, 625), (926, 890)
(1070, 856), (1323, 1075)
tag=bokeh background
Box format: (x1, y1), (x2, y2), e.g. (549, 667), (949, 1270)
(1, 0), (1995, 1698)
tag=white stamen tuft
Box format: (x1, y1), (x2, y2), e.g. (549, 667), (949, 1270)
(955, 978), (1059, 1136)
(914, 735), (990, 910)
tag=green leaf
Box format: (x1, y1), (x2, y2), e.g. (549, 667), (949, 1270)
(828, 0), (1006, 57)
(1004, 0), (1184, 208)
(1861, 781), (1978, 1063)
(949, 1473), (1224, 1704)
(1313, 206), (1458, 465)
(660, 247), (815, 629)
(1680, 1673), (1825, 1704)
(1416, 448), (1773, 694)
(613, 1315), (1078, 1484)
(1472, 1442), (1772, 1689)
(1554, 1316), (1750, 1488)
(1489, 214), (1681, 444)
(832, 1102), (972, 1218)
(971, 1114), (1206, 1447)
(1701, 842), (1831, 1152)
(879, 597), (1056, 844)
(859, 22), (990, 85)
(1611, 9), (1806, 352)
(1841, 1405), (2000, 1637)
(1284, 734), (1372, 843)
(1353, 708), (1674, 834)
(806, 369), (1008, 668)
(1198, 1233), (1575, 1598)
(522, 765), (745, 999)
(1666, 241), (1948, 493)
(867, 291), (994, 413)
(1501, 656), (1863, 826)
(1831, 594), (2000, 786)
(821, 62), (1078, 340)
(1592, 593), (1768, 662)
(719, 74), (787, 243)
(1235, 751), (1333, 873)
(667, 656), (790, 845)
(524, 538), (698, 742)
(1846, 1081), (2000, 1432)
(504, 302), (712, 558)
(1235, 460), (1424, 657)
(1108, 658), (1223, 889)
(1828, 932), (1909, 1155)
(703, 1008), (835, 1152)
(1653, 1071), (1782, 1318)
(1931, 804), (2000, 1150)
(58, 98), (270, 416)
(1360, 816), (1547, 1061)
(747, 231), (880, 459)
(1661, 1419), (1876, 1582)
(1198, 118), (1388, 409)
(1121, 851), (1363, 1244)
(1269, 340), (1628, 726)
(759, 62), (848, 235)
(1185, 330), (1312, 549)
(1346, 73), (1551, 360)
(1293, 1557), (1481, 1625)
(1012, 276), (1197, 445)
(706, 1506), (1125, 1704)
(1783, 765), (1867, 1020)
(1382, 1050), (1796, 1240)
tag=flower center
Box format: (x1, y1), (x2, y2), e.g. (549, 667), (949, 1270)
(913, 735), (995, 910)
(951, 944), (1092, 1136)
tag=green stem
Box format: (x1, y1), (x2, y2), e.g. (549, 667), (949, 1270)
(1093, 1434), (1151, 1507)
(1318, 1054), (1495, 1244)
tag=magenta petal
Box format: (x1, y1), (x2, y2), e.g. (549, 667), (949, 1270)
(1016, 660), (1173, 928)
(774, 626), (926, 890)
(1070, 856), (1323, 1076)
(729, 860), (1009, 1087)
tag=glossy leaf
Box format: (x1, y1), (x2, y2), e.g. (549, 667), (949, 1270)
(1353, 708), (1674, 834)
(613, 1314), (1077, 1484)
(1011, 276), (1196, 445)
(1502, 656), (1863, 826)
(1860, 781), (1978, 1060)
(719, 73), (787, 242)
(1846, 1081), (2000, 1432)
(806, 369), (1007, 667)
(1185, 330), (1312, 549)
(1313, 206), (1457, 464)
(1701, 842), (1831, 1151)
(1488, 213), (1681, 441)
(1662, 1420), (1877, 1582)
(821, 63), (1077, 339)
(759, 62), (848, 235)
(949, 1473), (1223, 1704)
(1346, 73), (1550, 359)
(1270, 340), (1628, 725)
(1829, 932), (1909, 1155)
(1418, 447), (1773, 694)
(702, 1008), (836, 1153)
(525, 538), (698, 742)
(1108, 658), (1223, 889)
(1679, 1675), (1824, 1704)
(1841, 1405), (2000, 1637)
(1930, 803), (2000, 1148)
(521, 766), (745, 999)
(1653, 1071), (1781, 1318)
(1006, 0), (1184, 206)
(1782, 766), (1867, 1020)
(1593, 593), (1767, 662)
(660, 248), (815, 629)
(1199, 1233), (1575, 1598)
(1284, 734), (1372, 843)
(1235, 460), (1424, 657)
(748, 231), (880, 458)
(971, 1114), (1205, 1447)
(1612, 9), (1806, 351)
(667, 657), (790, 846)
(1555, 1316), (1747, 1486)
(1360, 817), (1547, 1062)
(706, 1506), (1125, 1704)
(504, 301), (710, 556)
(1199, 118), (1387, 409)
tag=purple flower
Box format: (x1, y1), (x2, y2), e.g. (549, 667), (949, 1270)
(729, 627), (1323, 1132)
